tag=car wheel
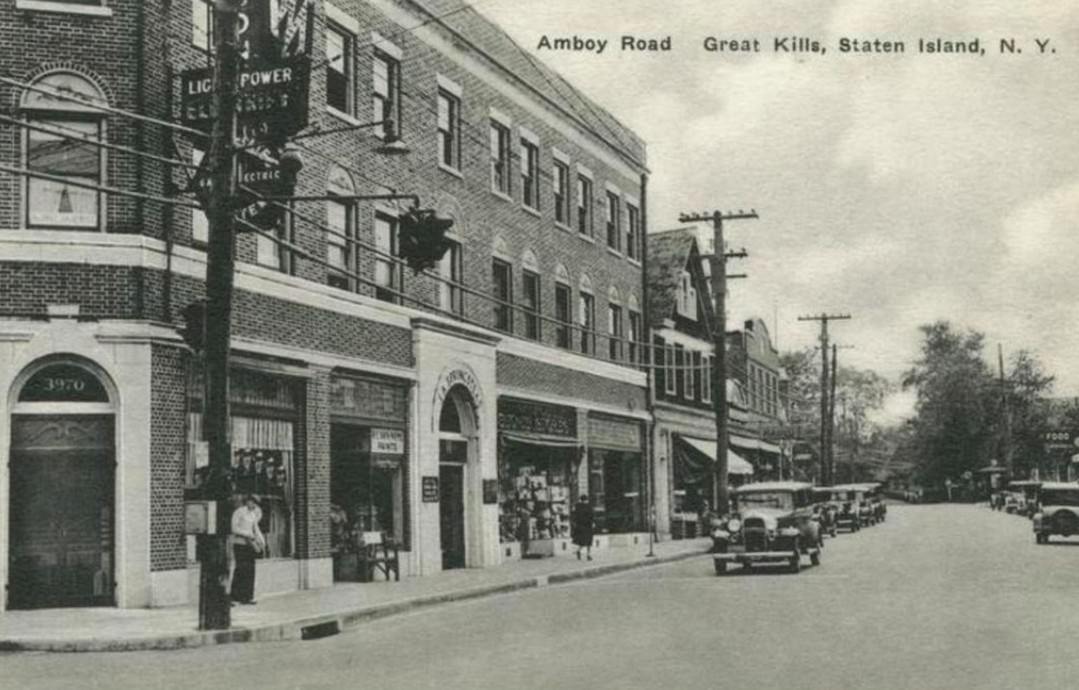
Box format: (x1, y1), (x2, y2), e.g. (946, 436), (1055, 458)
(1036, 533), (1048, 545)
(789, 552), (801, 574)
(714, 560), (727, 575)
(810, 549), (821, 566)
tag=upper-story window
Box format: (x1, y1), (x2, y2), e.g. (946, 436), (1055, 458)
(489, 119), (510, 195)
(437, 85), (461, 172)
(326, 24), (353, 116)
(627, 304), (641, 365)
(523, 270), (541, 341)
(372, 49), (401, 137)
(192, 0), (212, 51)
(492, 258), (513, 333)
(554, 264), (572, 350)
(606, 191), (621, 251)
(626, 202), (640, 261)
(439, 239), (463, 314)
(553, 158), (570, 227)
(576, 172), (593, 237)
(665, 344), (676, 395)
(256, 203), (292, 273)
(374, 211), (399, 303)
(675, 344), (686, 398)
(677, 271), (698, 320)
(691, 352), (701, 401)
(578, 274), (595, 355)
(608, 304), (623, 362)
(23, 72), (107, 231)
(520, 134), (540, 211)
(702, 355), (713, 403)
(326, 166), (355, 291)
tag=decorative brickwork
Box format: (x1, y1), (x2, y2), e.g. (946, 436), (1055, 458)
(149, 342), (189, 571)
(497, 352), (646, 413)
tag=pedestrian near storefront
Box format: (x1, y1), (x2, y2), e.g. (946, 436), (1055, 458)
(572, 495), (595, 560)
(230, 494), (265, 605)
(516, 502), (533, 558)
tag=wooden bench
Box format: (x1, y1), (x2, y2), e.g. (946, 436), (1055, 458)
(355, 531), (400, 582)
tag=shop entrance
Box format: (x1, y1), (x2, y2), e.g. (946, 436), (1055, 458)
(8, 360), (116, 610)
(438, 386), (475, 570)
(593, 449), (644, 534)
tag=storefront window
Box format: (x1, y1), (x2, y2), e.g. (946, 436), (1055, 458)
(330, 425), (405, 548)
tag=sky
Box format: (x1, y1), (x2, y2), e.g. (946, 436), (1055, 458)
(473, 0), (1079, 421)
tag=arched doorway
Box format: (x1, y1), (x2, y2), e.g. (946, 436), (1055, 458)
(438, 386), (476, 569)
(8, 358), (116, 609)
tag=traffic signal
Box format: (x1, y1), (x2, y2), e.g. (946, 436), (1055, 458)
(398, 208), (454, 273)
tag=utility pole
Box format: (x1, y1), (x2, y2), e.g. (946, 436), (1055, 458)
(678, 209), (758, 516)
(829, 343), (839, 481)
(198, 0), (244, 631)
(797, 313), (851, 486)
(999, 344), (1013, 477)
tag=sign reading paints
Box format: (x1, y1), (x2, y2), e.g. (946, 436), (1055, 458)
(371, 429), (405, 455)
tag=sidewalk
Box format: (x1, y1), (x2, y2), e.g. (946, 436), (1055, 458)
(0, 537), (711, 653)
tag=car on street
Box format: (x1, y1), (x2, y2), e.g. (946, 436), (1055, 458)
(829, 485), (873, 530)
(811, 487), (839, 538)
(1007, 480), (1041, 517)
(712, 481), (822, 575)
(1033, 482), (1079, 544)
(858, 482), (887, 523)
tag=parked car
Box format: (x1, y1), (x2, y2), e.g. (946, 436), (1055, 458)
(1002, 491), (1026, 515)
(858, 483), (887, 523)
(1033, 482), (1079, 544)
(712, 482), (822, 575)
(811, 487), (839, 538)
(830, 484), (875, 529)
(1007, 480), (1041, 517)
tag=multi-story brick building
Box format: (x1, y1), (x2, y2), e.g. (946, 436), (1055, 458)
(646, 228), (755, 539)
(0, 0), (648, 610)
(726, 319), (786, 479)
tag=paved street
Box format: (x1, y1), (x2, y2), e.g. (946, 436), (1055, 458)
(7, 503), (1079, 690)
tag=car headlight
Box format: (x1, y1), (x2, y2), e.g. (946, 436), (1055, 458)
(726, 519), (742, 533)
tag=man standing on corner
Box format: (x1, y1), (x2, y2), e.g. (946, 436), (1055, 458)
(572, 494), (595, 561)
(231, 494), (264, 605)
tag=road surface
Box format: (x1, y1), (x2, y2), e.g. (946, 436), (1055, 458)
(6, 504), (1078, 689)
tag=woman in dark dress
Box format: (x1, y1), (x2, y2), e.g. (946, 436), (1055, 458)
(572, 495), (595, 560)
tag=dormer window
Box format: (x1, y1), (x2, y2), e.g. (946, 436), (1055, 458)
(677, 270), (697, 320)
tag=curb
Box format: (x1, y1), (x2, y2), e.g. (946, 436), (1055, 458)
(0, 548), (709, 654)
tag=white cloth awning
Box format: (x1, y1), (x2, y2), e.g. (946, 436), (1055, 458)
(680, 436), (755, 475)
(730, 434), (781, 454)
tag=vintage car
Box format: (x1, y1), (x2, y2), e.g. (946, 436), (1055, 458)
(1007, 480), (1041, 517)
(1002, 490), (1027, 515)
(859, 483), (887, 523)
(829, 485), (873, 530)
(811, 487), (839, 538)
(1033, 482), (1079, 544)
(712, 482), (822, 575)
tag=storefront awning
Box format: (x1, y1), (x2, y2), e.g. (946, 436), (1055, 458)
(678, 436), (755, 475)
(730, 434), (781, 455)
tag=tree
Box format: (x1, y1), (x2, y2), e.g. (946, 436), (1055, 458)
(902, 321), (997, 488)
(1002, 349), (1054, 478)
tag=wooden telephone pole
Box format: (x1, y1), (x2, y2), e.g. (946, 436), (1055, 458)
(797, 313), (851, 486)
(678, 209), (757, 516)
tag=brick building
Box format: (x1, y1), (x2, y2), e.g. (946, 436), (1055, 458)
(0, 0), (648, 610)
(726, 319), (786, 479)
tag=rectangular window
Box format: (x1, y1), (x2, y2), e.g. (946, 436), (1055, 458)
(606, 192), (621, 250)
(325, 25), (353, 115)
(437, 89), (460, 171)
(523, 270), (541, 341)
(628, 311), (640, 365)
(577, 175), (592, 236)
(26, 119), (102, 229)
(555, 283), (572, 349)
(554, 160), (570, 226)
(579, 292), (595, 355)
(492, 259), (513, 333)
(374, 212), (399, 303)
(191, 149), (208, 243)
(438, 240), (463, 314)
(675, 345), (686, 398)
(326, 198), (351, 290)
(255, 208), (291, 273)
(702, 355), (712, 403)
(655, 338), (666, 393)
(626, 203), (640, 260)
(691, 352), (701, 401)
(521, 139), (539, 210)
(678, 271), (698, 320)
(192, 0), (211, 51)
(489, 120), (510, 195)
(665, 345), (676, 395)
(372, 49), (401, 138)
(608, 304), (623, 361)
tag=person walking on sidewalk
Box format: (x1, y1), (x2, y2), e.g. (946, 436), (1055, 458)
(572, 495), (595, 561)
(231, 494), (265, 605)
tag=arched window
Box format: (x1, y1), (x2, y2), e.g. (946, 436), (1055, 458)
(326, 165), (355, 290)
(607, 286), (623, 361)
(521, 249), (541, 340)
(626, 292), (642, 365)
(578, 274), (595, 355)
(22, 72), (108, 230)
(553, 263), (572, 349)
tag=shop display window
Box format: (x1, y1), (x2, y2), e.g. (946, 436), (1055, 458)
(330, 425), (406, 550)
(498, 443), (576, 544)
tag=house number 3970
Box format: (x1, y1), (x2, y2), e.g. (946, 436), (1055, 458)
(43, 377), (85, 393)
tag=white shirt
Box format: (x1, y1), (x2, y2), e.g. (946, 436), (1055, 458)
(231, 504), (264, 544)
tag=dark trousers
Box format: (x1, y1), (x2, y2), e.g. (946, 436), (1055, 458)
(231, 543), (257, 603)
